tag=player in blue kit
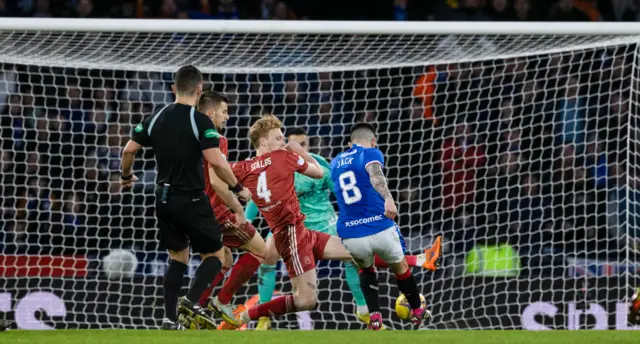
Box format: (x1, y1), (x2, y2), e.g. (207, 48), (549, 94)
(331, 123), (442, 330)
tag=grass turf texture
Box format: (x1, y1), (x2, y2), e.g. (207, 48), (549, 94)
(3, 330), (639, 344)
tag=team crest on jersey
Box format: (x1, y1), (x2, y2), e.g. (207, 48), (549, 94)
(297, 155), (304, 166)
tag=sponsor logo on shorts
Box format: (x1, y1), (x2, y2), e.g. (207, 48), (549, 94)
(260, 200), (282, 212)
(134, 123), (143, 133)
(344, 215), (384, 227)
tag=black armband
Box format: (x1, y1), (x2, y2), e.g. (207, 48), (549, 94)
(229, 183), (243, 194)
(120, 173), (133, 181)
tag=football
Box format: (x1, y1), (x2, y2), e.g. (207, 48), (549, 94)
(629, 288), (640, 325)
(395, 293), (427, 320)
(102, 249), (139, 280)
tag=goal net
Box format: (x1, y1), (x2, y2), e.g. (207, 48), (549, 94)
(0, 19), (639, 330)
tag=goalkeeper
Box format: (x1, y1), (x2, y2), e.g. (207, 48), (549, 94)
(245, 128), (437, 330)
(245, 127), (370, 329)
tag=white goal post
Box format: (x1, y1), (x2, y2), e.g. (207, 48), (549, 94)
(0, 19), (639, 331)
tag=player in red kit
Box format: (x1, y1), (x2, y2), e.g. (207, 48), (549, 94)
(230, 115), (414, 327)
(195, 91), (266, 326)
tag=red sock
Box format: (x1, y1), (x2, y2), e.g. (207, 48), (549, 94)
(374, 255), (418, 269)
(217, 253), (264, 305)
(373, 255), (388, 268)
(395, 269), (412, 280)
(248, 294), (296, 320)
(405, 255), (417, 267)
(198, 266), (230, 306)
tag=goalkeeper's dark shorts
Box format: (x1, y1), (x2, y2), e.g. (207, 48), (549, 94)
(154, 187), (223, 255)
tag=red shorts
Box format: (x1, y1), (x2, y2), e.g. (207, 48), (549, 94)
(273, 221), (331, 277)
(218, 213), (257, 249)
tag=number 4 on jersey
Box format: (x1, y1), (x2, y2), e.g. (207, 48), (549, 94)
(338, 171), (362, 205)
(257, 170), (272, 203)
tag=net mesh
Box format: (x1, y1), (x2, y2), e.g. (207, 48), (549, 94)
(0, 26), (639, 330)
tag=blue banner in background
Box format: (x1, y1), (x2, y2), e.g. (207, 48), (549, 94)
(566, 257), (640, 277)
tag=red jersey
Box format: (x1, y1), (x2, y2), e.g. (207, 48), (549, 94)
(204, 136), (231, 222)
(232, 149), (309, 233)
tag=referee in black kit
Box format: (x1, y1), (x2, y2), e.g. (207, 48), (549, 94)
(119, 65), (251, 330)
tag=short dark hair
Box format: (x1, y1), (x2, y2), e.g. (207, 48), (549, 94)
(287, 127), (308, 137)
(197, 90), (229, 112)
(174, 65), (203, 95)
(350, 122), (376, 141)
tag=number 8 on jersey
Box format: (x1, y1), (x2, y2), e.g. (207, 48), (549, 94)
(331, 144), (396, 239)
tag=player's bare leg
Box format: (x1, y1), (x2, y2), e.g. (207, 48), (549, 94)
(290, 270), (319, 310)
(211, 232), (266, 327)
(262, 234), (279, 264)
(176, 248), (225, 330)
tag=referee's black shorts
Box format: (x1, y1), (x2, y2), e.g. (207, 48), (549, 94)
(154, 187), (223, 254)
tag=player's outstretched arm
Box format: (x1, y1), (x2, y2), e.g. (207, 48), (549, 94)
(208, 165), (246, 225)
(365, 162), (397, 219)
(285, 142), (324, 179)
(203, 148), (251, 202)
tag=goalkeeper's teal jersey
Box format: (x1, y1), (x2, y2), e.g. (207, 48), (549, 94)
(295, 153), (338, 235)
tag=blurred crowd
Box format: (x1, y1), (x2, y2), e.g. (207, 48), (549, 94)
(0, 0), (639, 278)
(0, 0), (638, 22)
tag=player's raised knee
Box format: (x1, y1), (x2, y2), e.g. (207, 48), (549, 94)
(293, 291), (318, 311)
(262, 237), (280, 265)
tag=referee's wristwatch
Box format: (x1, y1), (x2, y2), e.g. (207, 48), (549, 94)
(229, 183), (244, 194)
(120, 173), (133, 181)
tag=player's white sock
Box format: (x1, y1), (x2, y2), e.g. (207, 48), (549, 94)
(296, 311), (313, 330)
(415, 254), (427, 267)
(357, 305), (370, 315)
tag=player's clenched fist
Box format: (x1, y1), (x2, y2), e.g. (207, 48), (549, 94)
(384, 198), (397, 220)
(237, 187), (252, 203)
(284, 141), (305, 155)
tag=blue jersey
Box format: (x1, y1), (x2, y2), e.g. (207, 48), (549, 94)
(331, 144), (396, 239)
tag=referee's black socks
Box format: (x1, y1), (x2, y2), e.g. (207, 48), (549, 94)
(185, 256), (222, 304)
(164, 260), (187, 321)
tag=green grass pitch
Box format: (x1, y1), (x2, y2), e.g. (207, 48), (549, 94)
(3, 330), (639, 344)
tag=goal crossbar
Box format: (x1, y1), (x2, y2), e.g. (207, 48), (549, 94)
(1, 19), (640, 73)
(2, 18), (640, 35)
